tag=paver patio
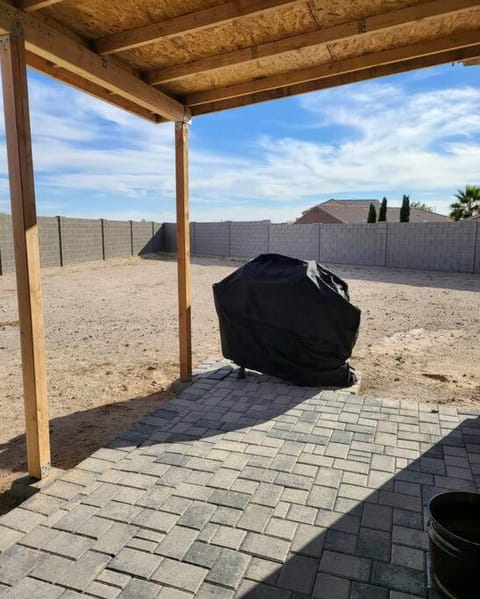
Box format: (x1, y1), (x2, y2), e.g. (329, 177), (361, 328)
(0, 360), (479, 598)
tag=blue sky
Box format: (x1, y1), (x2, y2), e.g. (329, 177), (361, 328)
(0, 61), (479, 222)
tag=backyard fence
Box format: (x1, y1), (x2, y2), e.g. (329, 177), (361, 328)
(0, 214), (164, 275)
(1, 215), (479, 275)
(164, 220), (480, 274)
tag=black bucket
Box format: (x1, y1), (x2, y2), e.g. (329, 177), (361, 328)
(428, 491), (480, 599)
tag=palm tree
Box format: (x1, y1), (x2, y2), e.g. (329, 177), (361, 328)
(449, 185), (480, 220)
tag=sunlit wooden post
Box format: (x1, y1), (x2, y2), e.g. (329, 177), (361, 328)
(175, 120), (192, 382)
(1, 28), (50, 478)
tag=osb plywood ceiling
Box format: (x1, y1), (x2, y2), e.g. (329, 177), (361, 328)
(2, 0), (480, 121)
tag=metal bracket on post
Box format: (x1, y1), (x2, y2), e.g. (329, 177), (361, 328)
(178, 106), (192, 127)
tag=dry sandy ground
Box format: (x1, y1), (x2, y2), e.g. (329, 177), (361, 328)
(1, 255), (479, 513)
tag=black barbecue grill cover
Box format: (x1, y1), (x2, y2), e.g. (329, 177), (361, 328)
(213, 253), (361, 387)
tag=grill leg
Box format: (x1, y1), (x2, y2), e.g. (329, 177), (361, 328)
(237, 366), (246, 380)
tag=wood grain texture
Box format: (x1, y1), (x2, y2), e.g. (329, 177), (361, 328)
(0, 31), (51, 478)
(175, 121), (192, 382)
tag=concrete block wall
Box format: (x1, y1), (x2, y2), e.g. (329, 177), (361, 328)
(0, 214), (15, 275)
(230, 221), (269, 258)
(132, 221), (155, 255)
(164, 223), (177, 252)
(0, 214), (166, 275)
(38, 217), (62, 268)
(2, 214), (480, 275)
(475, 224), (480, 274)
(319, 223), (387, 266)
(103, 219), (132, 259)
(270, 223), (319, 260)
(386, 221), (477, 272)
(59, 217), (104, 266)
(152, 223), (165, 253)
(194, 222), (230, 256)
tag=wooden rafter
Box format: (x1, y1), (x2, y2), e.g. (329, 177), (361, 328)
(145, 0), (480, 85)
(94, 0), (299, 56)
(17, 0), (64, 12)
(0, 1), (187, 122)
(190, 45), (480, 116)
(184, 30), (480, 106)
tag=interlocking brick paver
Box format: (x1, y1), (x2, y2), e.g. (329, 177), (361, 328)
(54, 504), (97, 533)
(97, 501), (142, 523)
(184, 541), (220, 568)
(0, 545), (45, 586)
(155, 525), (198, 559)
(208, 488), (250, 509)
(277, 553), (318, 594)
(93, 523), (138, 555)
(151, 557), (208, 593)
(307, 484), (337, 509)
(357, 527), (391, 561)
(196, 583), (235, 598)
(44, 530), (92, 559)
(319, 550), (370, 582)
(57, 550), (110, 591)
(87, 581), (121, 599)
(237, 503), (273, 533)
(392, 543), (425, 571)
(211, 524), (246, 549)
(241, 532), (290, 563)
(177, 501), (216, 529)
(325, 529), (358, 554)
(312, 572), (350, 599)
(206, 547), (250, 589)
(132, 508), (178, 533)
(118, 578), (162, 598)
(6, 577), (63, 598)
(351, 582), (389, 599)
(371, 561), (424, 595)
(29, 554), (73, 583)
(286, 502), (318, 524)
(210, 505), (241, 526)
(265, 517), (297, 540)
(2, 362), (475, 598)
(361, 504), (392, 532)
(251, 482), (283, 507)
(0, 508), (46, 534)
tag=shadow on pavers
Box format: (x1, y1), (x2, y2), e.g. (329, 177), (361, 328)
(111, 368), (479, 598)
(0, 390), (171, 516)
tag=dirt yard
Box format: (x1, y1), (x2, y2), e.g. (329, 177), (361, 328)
(1, 255), (479, 513)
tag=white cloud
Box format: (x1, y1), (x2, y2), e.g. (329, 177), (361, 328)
(0, 73), (479, 221)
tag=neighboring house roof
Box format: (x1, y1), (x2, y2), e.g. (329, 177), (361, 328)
(471, 213), (480, 220)
(295, 199), (452, 224)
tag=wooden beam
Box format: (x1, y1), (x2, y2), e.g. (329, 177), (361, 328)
(0, 1), (188, 122)
(185, 31), (480, 106)
(94, 0), (299, 56)
(190, 45), (480, 115)
(145, 0), (480, 85)
(18, 0), (64, 12)
(26, 52), (163, 123)
(175, 121), (192, 382)
(0, 31), (50, 479)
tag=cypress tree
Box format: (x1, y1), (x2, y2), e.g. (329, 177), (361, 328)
(367, 203), (377, 223)
(378, 197), (387, 222)
(400, 195), (410, 222)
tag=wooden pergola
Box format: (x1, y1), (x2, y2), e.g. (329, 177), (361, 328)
(0, 0), (479, 479)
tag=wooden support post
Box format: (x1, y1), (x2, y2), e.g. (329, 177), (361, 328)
(1, 29), (50, 478)
(175, 121), (192, 382)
